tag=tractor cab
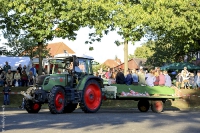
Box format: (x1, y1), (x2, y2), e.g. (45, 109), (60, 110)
(48, 55), (93, 75)
(45, 55), (94, 88)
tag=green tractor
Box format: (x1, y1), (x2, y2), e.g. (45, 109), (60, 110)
(21, 55), (103, 114)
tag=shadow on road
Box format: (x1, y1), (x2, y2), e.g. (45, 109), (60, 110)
(2, 107), (200, 133)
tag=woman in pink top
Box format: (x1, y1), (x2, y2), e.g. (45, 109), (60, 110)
(159, 71), (165, 86)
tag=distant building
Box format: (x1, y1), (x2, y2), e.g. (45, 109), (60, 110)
(47, 42), (75, 57)
(102, 59), (121, 68)
(32, 42), (75, 70)
(114, 58), (147, 70)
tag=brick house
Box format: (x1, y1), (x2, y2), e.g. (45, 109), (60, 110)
(114, 58), (147, 70)
(102, 59), (121, 68)
(32, 42), (75, 70)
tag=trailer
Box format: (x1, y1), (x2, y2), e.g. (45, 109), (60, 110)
(102, 84), (180, 113)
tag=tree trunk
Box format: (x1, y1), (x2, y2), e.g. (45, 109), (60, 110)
(124, 40), (128, 74)
(38, 42), (43, 75)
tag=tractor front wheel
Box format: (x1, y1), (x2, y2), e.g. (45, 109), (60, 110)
(24, 99), (41, 113)
(80, 80), (102, 113)
(48, 87), (65, 114)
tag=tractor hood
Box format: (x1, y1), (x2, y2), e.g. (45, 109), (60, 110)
(36, 75), (50, 85)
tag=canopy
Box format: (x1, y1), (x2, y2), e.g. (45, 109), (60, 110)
(160, 62), (200, 70)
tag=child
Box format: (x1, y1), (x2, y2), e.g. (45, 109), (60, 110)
(2, 83), (11, 105)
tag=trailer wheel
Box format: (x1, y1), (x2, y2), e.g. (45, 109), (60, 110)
(80, 80), (102, 113)
(63, 103), (78, 113)
(24, 99), (41, 113)
(48, 87), (65, 114)
(137, 100), (150, 112)
(151, 100), (164, 113)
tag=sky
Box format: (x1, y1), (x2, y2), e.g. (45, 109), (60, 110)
(0, 28), (145, 63)
(48, 27), (144, 63)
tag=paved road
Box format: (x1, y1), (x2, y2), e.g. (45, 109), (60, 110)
(1, 107), (200, 133)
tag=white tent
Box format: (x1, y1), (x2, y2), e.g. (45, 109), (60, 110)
(0, 56), (32, 71)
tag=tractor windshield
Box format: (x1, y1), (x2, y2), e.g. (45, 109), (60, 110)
(78, 58), (93, 75)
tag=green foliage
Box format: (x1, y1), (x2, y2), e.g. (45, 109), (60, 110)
(92, 64), (107, 73)
(134, 44), (154, 58)
(0, 0), (115, 74)
(141, 0), (200, 53)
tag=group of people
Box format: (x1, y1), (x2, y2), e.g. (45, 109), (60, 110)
(0, 61), (37, 87)
(175, 67), (200, 89)
(98, 66), (172, 87)
(99, 66), (200, 89)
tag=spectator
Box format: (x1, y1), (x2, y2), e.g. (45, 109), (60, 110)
(21, 70), (28, 87)
(28, 71), (35, 86)
(23, 65), (28, 74)
(182, 71), (190, 89)
(6, 69), (13, 87)
(108, 70), (117, 84)
(3, 61), (11, 73)
(2, 83), (11, 105)
(0, 71), (6, 87)
(189, 73), (195, 89)
(13, 70), (21, 87)
(155, 67), (161, 74)
(164, 71), (172, 87)
(159, 71), (165, 86)
(138, 66), (146, 85)
(30, 64), (37, 77)
(125, 70), (133, 85)
(0, 66), (3, 75)
(116, 69), (125, 84)
(175, 72), (183, 89)
(194, 71), (200, 89)
(17, 64), (23, 75)
(181, 67), (190, 77)
(132, 69), (139, 85)
(105, 67), (112, 79)
(145, 69), (156, 87)
(154, 71), (160, 86)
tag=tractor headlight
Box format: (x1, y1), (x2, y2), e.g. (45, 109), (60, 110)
(38, 87), (42, 90)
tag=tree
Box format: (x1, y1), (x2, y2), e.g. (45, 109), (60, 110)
(0, 0), (114, 75)
(133, 41), (154, 59)
(141, 0), (200, 59)
(113, 1), (147, 73)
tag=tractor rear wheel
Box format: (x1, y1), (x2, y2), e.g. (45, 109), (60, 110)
(48, 87), (65, 114)
(80, 80), (102, 113)
(63, 103), (78, 113)
(24, 99), (41, 113)
(137, 100), (150, 112)
(151, 100), (164, 113)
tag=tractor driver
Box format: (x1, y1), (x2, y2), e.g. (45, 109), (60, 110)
(68, 62), (81, 73)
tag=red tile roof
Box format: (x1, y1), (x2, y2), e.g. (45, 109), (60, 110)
(114, 58), (147, 70)
(47, 42), (75, 57)
(103, 59), (121, 68)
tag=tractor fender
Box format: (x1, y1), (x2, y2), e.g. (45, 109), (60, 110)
(76, 75), (103, 91)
